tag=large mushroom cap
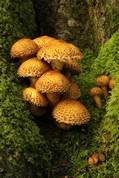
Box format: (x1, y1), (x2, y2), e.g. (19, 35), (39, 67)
(96, 75), (110, 86)
(35, 70), (70, 93)
(10, 38), (39, 59)
(52, 99), (90, 125)
(37, 40), (83, 64)
(33, 35), (57, 48)
(23, 87), (48, 106)
(17, 57), (50, 77)
(90, 87), (102, 96)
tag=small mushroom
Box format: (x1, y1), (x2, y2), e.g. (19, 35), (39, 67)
(52, 99), (90, 127)
(17, 57), (50, 86)
(30, 105), (47, 117)
(63, 80), (81, 100)
(46, 93), (60, 106)
(10, 38), (39, 59)
(109, 78), (116, 89)
(23, 87), (48, 106)
(35, 70), (70, 93)
(88, 153), (99, 165)
(96, 75), (110, 99)
(90, 87), (103, 110)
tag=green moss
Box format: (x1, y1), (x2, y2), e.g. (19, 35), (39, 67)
(0, 0), (51, 177)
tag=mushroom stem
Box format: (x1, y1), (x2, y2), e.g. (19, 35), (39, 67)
(101, 86), (108, 99)
(29, 77), (38, 87)
(93, 95), (102, 110)
(55, 122), (72, 130)
(30, 105), (47, 116)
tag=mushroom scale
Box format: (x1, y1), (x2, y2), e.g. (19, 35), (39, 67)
(35, 70), (70, 93)
(17, 57), (50, 77)
(23, 87), (48, 106)
(52, 99), (90, 126)
(10, 38), (39, 59)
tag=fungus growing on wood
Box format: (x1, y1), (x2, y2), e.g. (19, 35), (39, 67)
(52, 99), (90, 126)
(35, 70), (70, 93)
(90, 87), (103, 110)
(10, 38), (39, 59)
(17, 57), (50, 86)
(23, 87), (48, 106)
(96, 75), (110, 99)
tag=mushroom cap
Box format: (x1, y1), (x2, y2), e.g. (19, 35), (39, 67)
(63, 80), (81, 99)
(64, 61), (81, 74)
(10, 38), (39, 59)
(23, 87), (48, 106)
(52, 99), (90, 125)
(35, 70), (70, 93)
(33, 35), (57, 48)
(90, 87), (103, 96)
(17, 57), (50, 77)
(46, 93), (60, 105)
(109, 79), (116, 89)
(37, 40), (83, 65)
(96, 75), (110, 86)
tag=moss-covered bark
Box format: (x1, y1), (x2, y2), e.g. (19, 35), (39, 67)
(33, 0), (119, 52)
(0, 0), (51, 177)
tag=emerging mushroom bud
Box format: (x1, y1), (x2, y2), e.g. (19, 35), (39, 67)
(90, 87), (103, 110)
(88, 153), (99, 165)
(109, 78), (116, 89)
(96, 75), (110, 99)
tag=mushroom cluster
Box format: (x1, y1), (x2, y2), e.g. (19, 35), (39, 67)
(10, 35), (90, 129)
(90, 75), (116, 110)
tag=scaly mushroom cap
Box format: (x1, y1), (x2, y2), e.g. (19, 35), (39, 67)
(90, 87), (103, 96)
(63, 80), (81, 99)
(96, 75), (110, 86)
(33, 35), (57, 48)
(37, 40), (83, 64)
(52, 99), (90, 125)
(23, 87), (48, 106)
(46, 93), (60, 105)
(10, 38), (39, 59)
(17, 57), (50, 77)
(109, 79), (116, 89)
(35, 70), (70, 93)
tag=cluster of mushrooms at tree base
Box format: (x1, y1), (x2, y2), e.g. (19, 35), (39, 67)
(10, 35), (92, 129)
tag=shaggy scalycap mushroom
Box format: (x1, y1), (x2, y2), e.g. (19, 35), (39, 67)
(23, 87), (48, 106)
(37, 40), (83, 71)
(17, 57), (50, 77)
(10, 38), (39, 59)
(35, 70), (70, 93)
(52, 99), (90, 126)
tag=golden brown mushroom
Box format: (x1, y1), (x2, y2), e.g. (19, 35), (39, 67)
(33, 35), (57, 48)
(10, 38), (39, 59)
(96, 75), (110, 99)
(63, 80), (81, 99)
(17, 57), (50, 86)
(35, 70), (70, 93)
(23, 87), (48, 106)
(37, 40), (83, 71)
(109, 78), (116, 89)
(52, 99), (90, 126)
(90, 87), (103, 110)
